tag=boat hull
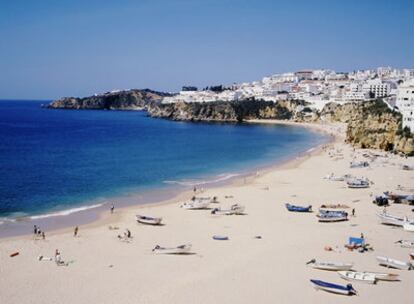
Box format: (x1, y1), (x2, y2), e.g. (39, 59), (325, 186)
(376, 256), (413, 270)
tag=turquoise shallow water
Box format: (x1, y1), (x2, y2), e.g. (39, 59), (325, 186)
(0, 100), (327, 219)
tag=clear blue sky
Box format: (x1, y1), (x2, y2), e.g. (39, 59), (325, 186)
(0, 0), (413, 99)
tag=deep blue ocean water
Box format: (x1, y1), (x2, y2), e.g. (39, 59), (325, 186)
(0, 100), (327, 218)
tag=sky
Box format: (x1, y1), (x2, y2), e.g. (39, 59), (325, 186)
(0, 0), (413, 99)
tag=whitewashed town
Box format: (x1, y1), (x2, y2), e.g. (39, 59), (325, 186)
(161, 67), (414, 132)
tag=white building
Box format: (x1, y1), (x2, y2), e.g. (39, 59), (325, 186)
(362, 79), (390, 98)
(396, 79), (414, 132)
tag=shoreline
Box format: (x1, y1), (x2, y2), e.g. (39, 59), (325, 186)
(0, 120), (335, 240)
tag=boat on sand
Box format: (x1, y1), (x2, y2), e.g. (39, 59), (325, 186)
(152, 244), (192, 254)
(211, 204), (245, 215)
(306, 259), (353, 271)
(337, 271), (376, 284)
(376, 256), (413, 270)
(285, 203), (312, 212)
(181, 198), (210, 210)
(310, 279), (357, 295)
(136, 215), (162, 225)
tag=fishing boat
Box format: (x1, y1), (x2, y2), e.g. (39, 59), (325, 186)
(180, 198), (211, 210)
(285, 203), (312, 212)
(306, 259), (353, 271)
(310, 280), (357, 295)
(212, 235), (229, 240)
(318, 215), (348, 222)
(211, 204), (245, 215)
(350, 161), (369, 168)
(136, 215), (162, 225)
(337, 271), (376, 284)
(324, 173), (352, 182)
(376, 256), (413, 270)
(319, 209), (348, 217)
(152, 244), (192, 254)
(395, 240), (414, 248)
(347, 179), (370, 189)
(363, 272), (399, 281)
(377, 211), (414, 226)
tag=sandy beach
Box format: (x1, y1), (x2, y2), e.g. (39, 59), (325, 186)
(1, 121), (413, 304)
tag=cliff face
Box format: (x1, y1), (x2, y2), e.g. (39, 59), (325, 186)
(48, 89), (171, 110)
(147, 99), (307, 122)
(320, 100), (414, 155)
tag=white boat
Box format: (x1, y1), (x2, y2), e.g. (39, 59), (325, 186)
(180, 198), (210, 210)
(396, 240), (414, 248)
(337, 271), (376, 284)
(324, 173), (351, 181)
(318, 215), (348, 222)
(306, 259), (353, 271)
(136, 215), (162, 225)
(362, 272), (399, 281)
(347, 179), (370, 189)
(376, 256), (413, 270)
(404, 222), (414, 232)
(211, 204), (245, 215)
(377, 212), (414, 227)
(152, 244), (192, 254)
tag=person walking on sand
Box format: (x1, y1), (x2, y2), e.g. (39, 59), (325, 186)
(74, 226), (79, 237)
(352, 208), (355, 216)
(33, 225), (38, 235)
(110, 204), (115, 214)
(42, 231), (45, 240)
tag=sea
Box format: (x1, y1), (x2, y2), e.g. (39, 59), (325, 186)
(0, 100), (328, 235)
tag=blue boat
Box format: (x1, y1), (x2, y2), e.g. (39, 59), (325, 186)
(285, 203), (312, 212)
(310, 279), (357, 295)
(212, 235), (229, 241)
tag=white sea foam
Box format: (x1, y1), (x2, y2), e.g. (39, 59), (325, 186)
(29, 203), (104, 220)
(164, 173), (240, 187)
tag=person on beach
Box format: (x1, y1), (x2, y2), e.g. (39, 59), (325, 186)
(352, 208), (355, 216)
(42, 231), (45, 240)
(74, 226), (78, 237)
(110, 204), (115, 214)
(34, 225), (38, 235)
(125, 229), (131, 238)
(193, 186), (197, 194)
(55, 249), (64, 266)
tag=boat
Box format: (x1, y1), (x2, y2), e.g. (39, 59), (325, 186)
(350, 161), (369, 168)
(318, 214), (348, 222)
(319, 209), (348, 217)
(211, 204), (245, 215)
(180, 198), (211, 210)
(377, 211), (414, 226)
(136, 215), (162, 225)
(306, 259), (353, 271)
(152, 244), (192, 254)
(324, 174), (352, 182)
(310, 279), (357, 295)
(376, 256), (413, 270)
(212, 235), (229, 240)
(347, 179), (370, 189)
(285, 203), (312, 212)
(320, 204), (349, 209)
(363, 272), (399, 281)
(337, 271), (376, 284)
(395, 240), (414, 248)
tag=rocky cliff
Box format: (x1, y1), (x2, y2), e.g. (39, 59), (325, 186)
(147, 98), (308, 122)
(48, 89), (172, 110)
(320, 100), (414, 155)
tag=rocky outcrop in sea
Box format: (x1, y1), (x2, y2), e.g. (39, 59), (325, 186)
(48, 89), (172, 110)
